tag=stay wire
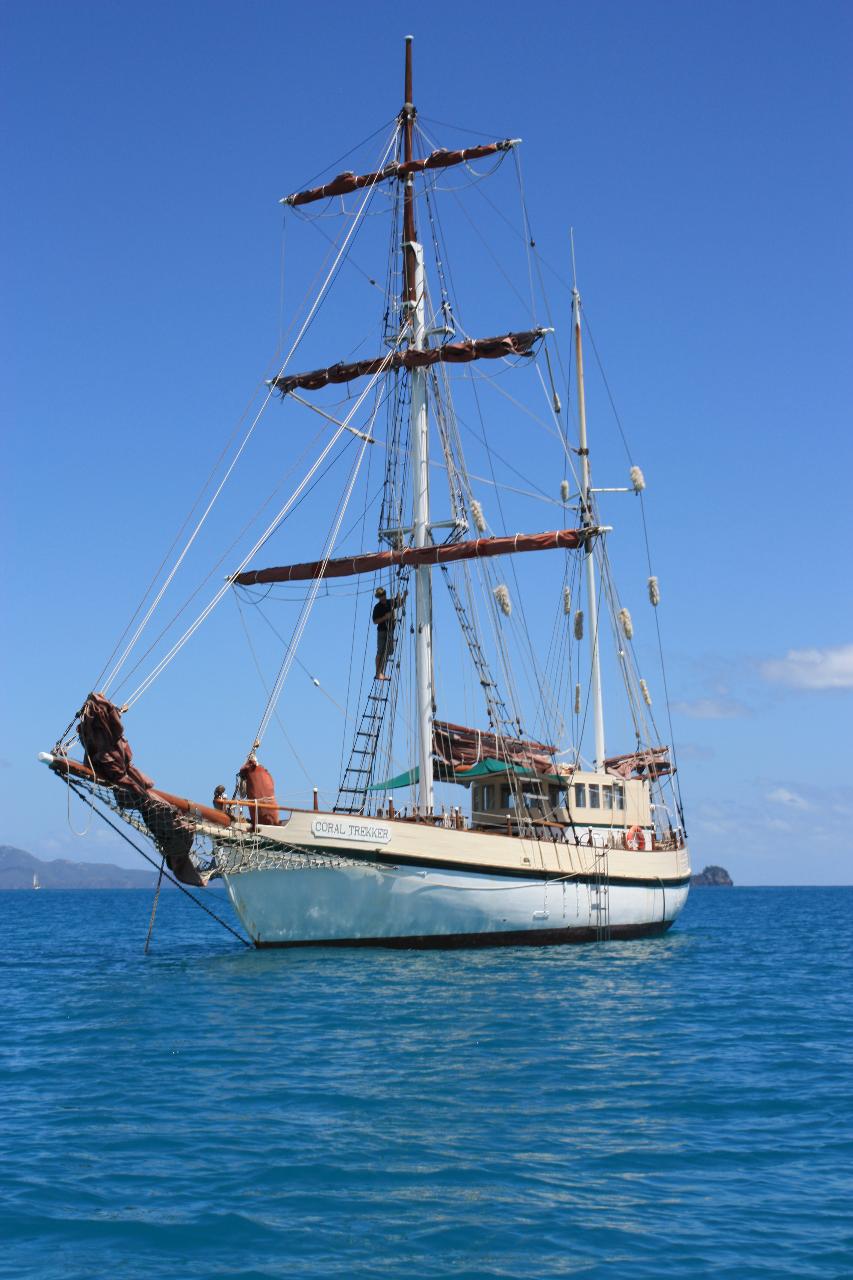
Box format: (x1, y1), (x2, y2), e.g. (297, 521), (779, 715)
(292, 117), (399, 195)
(112, 422), (330, 694)
(66, 781), (251, 947)
(100, 122), (401, 704)
(251, 369), (389, 749)
(125, 318), (402, 710)
(233, 593), (315, 789)
(582, 309), (685, 820)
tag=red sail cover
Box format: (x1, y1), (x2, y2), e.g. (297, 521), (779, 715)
(77, 692), (154, 793)
(433, 721), (556, 776)
(283, 141), (516, 207)
(604, 748), (672, 779)
(272, 329), (544, 396)
(233, 529), (583, 588)
(238, 758), (280, 827)
(75, 693), (207, 886)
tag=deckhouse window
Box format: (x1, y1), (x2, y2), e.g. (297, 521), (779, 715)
(603, 786), (613, 810)
(614, 785), (625, 811)
(574, 783), (586, 808)
(589, 784), (600, 809)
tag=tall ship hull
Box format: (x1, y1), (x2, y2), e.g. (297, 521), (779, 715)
(219, 817), (689, 948)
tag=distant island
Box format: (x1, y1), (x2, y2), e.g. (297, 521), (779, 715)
(0, 844), (160, 890)
(691, 864), (734, 887)
(2, 843), (735, 891)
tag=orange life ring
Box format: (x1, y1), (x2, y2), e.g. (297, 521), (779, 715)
(625, 825), (643, 850)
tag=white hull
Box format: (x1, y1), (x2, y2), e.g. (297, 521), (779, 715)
(217, 812), (690, 948)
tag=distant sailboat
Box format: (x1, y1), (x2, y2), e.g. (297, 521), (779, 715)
(32, 872), (41, 891)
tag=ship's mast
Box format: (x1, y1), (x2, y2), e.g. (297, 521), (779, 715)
(573, 283), (606, 772)
(403, 36), (434, 815)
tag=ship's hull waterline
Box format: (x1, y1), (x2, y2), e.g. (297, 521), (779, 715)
(216, 813), (691, 949)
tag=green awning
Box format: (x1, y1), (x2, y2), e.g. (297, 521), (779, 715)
(368, 766), (419, 792)
(368, 758), (565, 791)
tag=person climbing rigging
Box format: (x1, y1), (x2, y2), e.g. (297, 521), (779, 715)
(373, 586), (405, 680)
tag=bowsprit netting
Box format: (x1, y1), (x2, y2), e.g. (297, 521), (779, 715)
(61, 767), (221, 881)
(55, 754), (380, 880)
(211, 839), (371, 876)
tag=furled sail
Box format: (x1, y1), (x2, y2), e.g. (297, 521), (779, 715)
(604, 748), (672, 779)
(233, 528), (585, 588)
(433, 721), (557, 776)
(73, 693), (216, 885)
(282, 140), (519, 207)
(271, 329), (545, 396)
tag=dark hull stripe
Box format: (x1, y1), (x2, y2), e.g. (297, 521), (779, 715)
(255, 919), (676, 951)
(265, 844), (691, 889)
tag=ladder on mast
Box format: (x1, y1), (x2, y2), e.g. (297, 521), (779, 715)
(333, 678), (394, 814)
(334, 574), (409, 815)
(589, 844), (611, 942)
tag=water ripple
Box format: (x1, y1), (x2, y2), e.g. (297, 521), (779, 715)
(0, 887), (851, 1277)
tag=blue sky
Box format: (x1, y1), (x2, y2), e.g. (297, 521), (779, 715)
(3, 0), (851, 884)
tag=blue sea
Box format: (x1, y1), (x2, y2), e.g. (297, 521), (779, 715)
(1, 887), (851, 1278)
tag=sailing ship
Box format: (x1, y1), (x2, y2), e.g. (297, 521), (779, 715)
(32, 872), (41, 891)
(41, 39), (690, 947)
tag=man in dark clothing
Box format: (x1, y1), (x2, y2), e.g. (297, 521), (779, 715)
(373, 586), (404, 680)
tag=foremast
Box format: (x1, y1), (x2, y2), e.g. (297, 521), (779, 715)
(402, 36), (434, 816)
(573, 284), (606, 773)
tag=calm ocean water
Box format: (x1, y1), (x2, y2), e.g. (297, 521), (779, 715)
(1, 885), (851, 1278)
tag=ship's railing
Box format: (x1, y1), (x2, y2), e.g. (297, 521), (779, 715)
(214, 797), (686, 853)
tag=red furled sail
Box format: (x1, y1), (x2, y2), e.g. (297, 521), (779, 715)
(73, 693), (212, 885)
(271, 329), (544, 396)
(233, 528), (585, 588)
(282, 140), (518, 208)
(433, 721), (556, 776)
(238, 757), (280, 828)
(604, 748), (672, 779)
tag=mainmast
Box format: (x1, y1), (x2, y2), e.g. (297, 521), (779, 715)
(573, 284), (606, 772)
(403, 36), (434, 816)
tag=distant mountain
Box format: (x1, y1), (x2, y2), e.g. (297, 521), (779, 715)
(691, 864), (734, 887)
(0, 845), (160, 890)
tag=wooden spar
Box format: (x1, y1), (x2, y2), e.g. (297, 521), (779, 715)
(280, 143), (518, 208)
(44, 754), (233, 828)
(232, 528), (587, 587)
(270, 329), (546, 395)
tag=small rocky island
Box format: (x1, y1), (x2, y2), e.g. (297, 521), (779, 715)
(691, 864), (733, 887)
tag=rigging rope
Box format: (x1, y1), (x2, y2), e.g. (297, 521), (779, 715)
(233, 592), (315, 789)
(96, 122), (401, 705)
(581, 309), (685, 822)
(66, 781), (252, 948)
(123, 344), (399, 710)
(251, 378), (387, 749)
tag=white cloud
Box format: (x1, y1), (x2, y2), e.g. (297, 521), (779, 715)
(767, 787), (811, 810)
(672, 697), (748, 719)
(761, 643), (853, 690)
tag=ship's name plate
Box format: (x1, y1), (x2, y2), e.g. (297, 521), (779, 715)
(311, 818), (392, 846)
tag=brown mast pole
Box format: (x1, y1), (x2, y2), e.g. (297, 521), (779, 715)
(402, 35), (417, 321)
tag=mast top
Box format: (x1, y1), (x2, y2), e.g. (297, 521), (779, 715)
(402, 35), (417, 309)
(403, 35), (414, 116)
